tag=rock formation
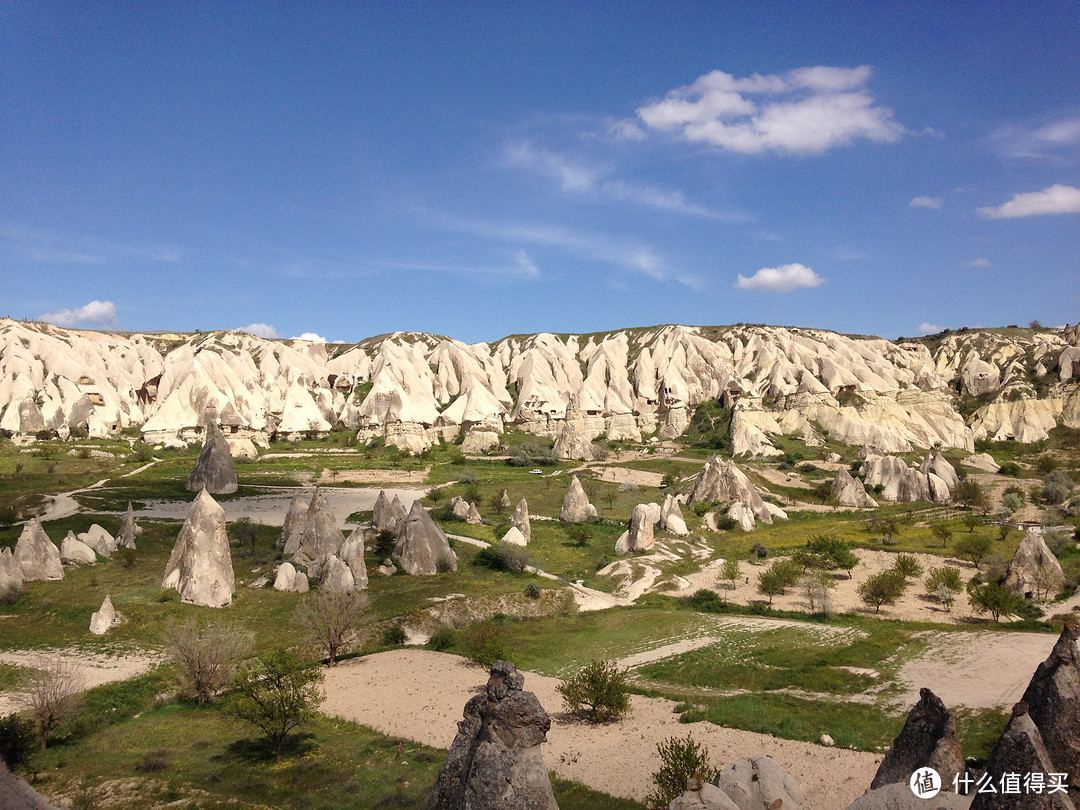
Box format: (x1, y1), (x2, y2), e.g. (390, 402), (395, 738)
(338, 527), (369, 590)
(77, 524), (115, 558)
(862, 454), (951, 504)
(60, 531), (97, 565)
(319, 555), (356, 593)
(0, 548), (23, 602)
(920, 452), (960, 491)
(185, 423), (238, 494)
(714, 755), (806, 810)
(660, 493), (689, 535)
(162, 488), (236, 607)
(294, 487), (345, 567)
(279, 493), (309, 553)
(117, 503), (141, 550)
(511, 498), (531, 541)
(616, 503), (660, 553)
(15, 520), (64, 581)
(393, 500), (457, 575)
(449, 496), (471, 520)
(560, 475), (598, 523)
(465, 503), (482, 524)
(963, 453), (1001, 473)
(844, 783), (972, 810)
(272, 562), (309, 593)
(870, 688), (964, 791)
(425, 660), (558, 810)
(499, 489), (512, 510)
(961, 355), (1002, 397)
(669, 773), (739, 810)
(1020, 624), (1080, 786)
(687, 457), (786, 529)
(831, 467), (879, 508)
(89, 594), (116, 635)
(1004, 530), (1065, 600)
(373, 491), (408, 534)
(0, 760), (62, 810)
(501, 526), (528, 547)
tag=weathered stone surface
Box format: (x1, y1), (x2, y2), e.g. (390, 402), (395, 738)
(1004, 530), (1065, 600)
(501, 526), (528, 547)
(319, 555), (355, 593)
(393, 500), (457, 575)
(832, 467), (879, 508)
(844, 783), (972, 810)
(687, 456), (785, 528)
(961, 355), (1001, 398)
(511, 498), (531, 540)
(970, 702), (1075, 809)
(15, 520), (64, 581)
(185, 424), (238, 494)
(714, 755), (805, 810)
(560, 475), (597, 523)
(669, 774), (739, 810)
(461, 427), (500, 453)
(272, 561), (309, 593)
(449, 495), (471, 520)
(465, 502), (482, 524)
(89, 594), (116, 635)
(0, 760), (62, 810)
(279, 493), (309, 553)
(339, 527), (369, 590)
(425, 661), (558, 810)
(660, 493), (689, 535)
(920, 452), (960, 491)
(1021, 624), (1080, 786)
(78, 524), (115, 558)
(871, 688), (964, 791)
(499, 489), (512, 510)
(616, 503), (659, 554)
(0, 548), (24, 602)
(863, 454), (951, 504)
(117, 503), (141, 550)
(60, 531), (97, 565)
(162, 488), (235, 607)
(226, 436), (258, 460)
(295, 487), (345, 567)
(962, 453), (1001, 473)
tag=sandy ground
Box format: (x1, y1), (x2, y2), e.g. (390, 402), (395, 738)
(594, 465), (666, 488)
(757, 466), (814, 490)
(316, 466), (431, 485)
(0, 648), (162, 715)
(321, 649), (880, 810)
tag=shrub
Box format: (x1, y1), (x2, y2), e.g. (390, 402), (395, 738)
(295, 590), (368, 666)
(135, 749), (171, 773)
(382, 625), (407, 646)
(998, 461), (1021, 477)
(966, 581), (1025, 623)
(0, 713), (36, 769)
(857, 570), (907, 613)
(426, 626), (456, 652)
(525, 582), (542, 599)
(1043, 470), (1075, 505)
(892, 553), (923, 581)
(749, 542), (769, 561)
(801, 571), (837, 616)
(932, 524), (953, 548)
(646, 733), (717, 810)
(954, 534), (993, 566)
(719, 558), (741, 589)
(463, 623), (510, 668)
(165, 618), (253, 705)
(474, 542), (529, 573)
(564, 523), (591, 548)
(556, 660), (630, 723)
(712, 513), (738, 531)
(660, 473), (677, 489)
(1001, 492), (1025, 514)
(115, 547), (137, 569)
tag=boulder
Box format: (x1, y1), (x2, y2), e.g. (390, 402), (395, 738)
(0, 760), (63, 810)
(465, 502), (482, 525)
(660, 493), (689, 535)
(832, 467), (878, 508)
(669, 773), (739, 810)
(511, 498), (531, 541)
(339, 527), (369, 590)
(962, 453), (1001, 473)
(1020, 624), (1080, 786)
(461, 427), (500, 453)
(319, 555), (356, 594)
(393, 500), (457, 575)
(425, 661), (558, 810)
(0, 548), (24, 602)
(279, 493), (309, 553)
(225, 436), (258, 460)
(272, 562), (309, 593)
(60, 531), (97, 565)
(961, 355), (1001, 397)
(117, 503), (141, 550)
(89, 594), (116, 635)
(1004, 530), (1065, 600)
(373, 491), (408, 534)
(15, 520), (64, 581)
(616, 503), (659, 554)
(714, 755), (806, 810)
(870, 688), (964, 791)
(844, 783), (972, 810)
(449, 496), (471, 520)
(920, 452), (960, 491)
(78, 524), (114, 558)
(185, 423), (238, 494)
(295, 487), (345, 567)
(162, 488), (235, 607)
(726, 502), (756, 533)
(560, 475), (597, 523)
(970, 702), (1075, 810)
(501, 527), (528, 547)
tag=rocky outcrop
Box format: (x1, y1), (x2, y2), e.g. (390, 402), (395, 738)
(0, 760), (62, 810)
(0, 548), (23, 602)
(319, 555), (356, 593)
(660, 494), (689, 535)
(961, 355), (1002, 397)
(501, 526), (528, 547)
(294, 487), (345, 567)
(272, 562), (309, 593)
(89, 594), (117, 635)
(465, 503), (482, 525)
(1020, 624), (1080, 786)
(337, 527), (369, 590)
(862, 454), (951, 504)
(373, 491), (408, 534)
(279, 493), (309, 553)
(449, 496), (471, 520)
(870, 688), (964, 791)
(60, 531), (97, 565)
(831, 467), (878, 508)
(185, 424), (238, 494)
(560, 476), (598, 523)
(162, 488), (235, 607)
(117, 503), (140, 550)
(511, 498), (531, 541)
(962, 452), (1001, 473)
(920, 452), (960, 491)
(714, 755), (806, 810)
(687, 457), (786, 529)
(616, 503), (660, 554)
(425, 661), (558, 810)
(1004, 530), (1065, 600)
(844, 783), (972, 810)
(78, 524), (115, 558)
(393, 501), (457, 575)
(669, 774), (739, 810)
(499, 490), (512, 511)
(15, 520), (64, 581)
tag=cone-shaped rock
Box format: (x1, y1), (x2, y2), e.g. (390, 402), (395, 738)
(272, 562), (309, 593)
(425, 661), (558, 810)
(560, 475), (597, 523)
(117, 503), (141, 550)
(320, 555), (355, 593)
(78, 524), (114, 558)
(714, 755), (806, 810)
(295, 487), (345, 566)
(15, 520), (64, 581)
(660, 493), (689, 535)
(501, 526), (528, 547)
(831, 467), (878, 508)
(616, 503), (659, 554)
(0, 548), (23, 602)
(386, 495), (408, 533)
(465, 502), (482, 524)
(871, 687), (964, 791)
(60, 531), (97, 565)
(162, 488), (235, 607)
(393, 501), (457, 575)
(185, 423), (238, 494)
(670, 779), (739, 810)
(89, 594), (116, 635)
(279, 493), (309, 553)
(499, 489), (511, 510)
(372, 490), (390, 531)
(1021, 624), (1080, 786)
(970, 702), (1076, 810)
(339, 527), (369, 590)
(687, 457), (784, 527)
(511, 498), (531, 541)
(449, 495), (471, 520)
(920, 452), (960, 491)
(1005, 530), (1065, 600)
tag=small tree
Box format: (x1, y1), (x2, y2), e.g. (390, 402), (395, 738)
(954, 534), (993, 567)
(875, 517), (900, 545)
(966, 581), (1024, 623)
(997, 523), (1013, 543)
(565, 523), (592, 548)
(295, 589), (369, 667)
(961, 513), (980, 533)
(932, 524), (952, 548)
(757, 569), (785, 604)
(231, 517), (261, 557)
(228, 650), (324, 761)
(955, 480), (989, 513)
(557, 659), (630, 723)
(925, 566), (964, 610)
(719, 558), (741, 590)
(19, 658), (84, 750)
(646, 733), (717, 810)
(0, 713), (37, 770)
(857, 571), (906, 613)
(892, 554), (923, 581)
(165, 618), (253, 705)
(801, 571), (836, 616)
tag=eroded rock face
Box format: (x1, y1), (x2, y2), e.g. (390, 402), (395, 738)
(660, 493), (689, 535)
(294, 487), (345, 567)
(393, 500), (457, 575)
(279, 493), (309, 553)
(449, 496), (471, 520)
(373, 491), (408, 534)
(272, 562), (309, 593)
(501, 526), (528, 547)
(688, 457), (786, 529)
(560, 475), (597, 523)
(162, 488), (235, 607)
(465, 503), (482, 525)
(862, 454), (951, 504)
(963, 452), (1001, 473)
(185, 424), (238, 494)
(511, 498), (531, 541)
(616, 503), (659, 553)
(714, 755), (805, 810)
(962, 355), (1002, 398)
(920, 452), (960, 491)
(669, 773), (739, 810)
(1004, 530), (1065, 600)
(117, 503), (141, 550)
(871, 688), (964, 792)
(15, 520), (64, 581)
(1021, 624), (1080, 786)
(425, 661), (558, 810)
(89, 594), (116, 635)
(832, 467), (878, 508)
(78, 524), (115, 558)
(0, 548), (24, 602)
(60, 531), (97, 565)
(844, 783), (972, 810)
(338, 527), (369, 590)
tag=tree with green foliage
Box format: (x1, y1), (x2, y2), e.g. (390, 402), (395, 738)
(925, 566), (964, 610)
(801, 535), (858, 579)
(857, 570), (906, 613)
(0, 713), (37, 770)
(966, 580), (1025, 623)
(961, 513), (980, 533)
(892, 553), (923, 581)
(646, 733), (717, 810)
(660, 473), (676, 489)
(801, 570), (837, 615)
(932, 524), (953, 548)
(564, 523), (592, 548)
(954, 534), (993, 567)
(1042, 470), (1075, 505)
(227, 650), (324, 761)
(719, 558), (741, 590)
(873, 516), (900, 544)
(231, 516), (260, 557)
(955, 480), (990, 513)
(757, 569), (786, 605)
(556, 659), (630, 723)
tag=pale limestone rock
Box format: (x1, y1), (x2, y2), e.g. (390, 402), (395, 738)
(465, 503), (482, 525)
(319, 555), (355, 593)
(339, 527), (369, 590)
(510, 498), (531, 541)
(1059, 346), (1080, 381)
(0, 548), (23, 601)
(553, 419), (595, 461)
(920, 452), (960, 490)
(499, 489), (512, 510)
(226, 436), (258, 460)
(669, 776), (739, 810)
(1004, 530), (1065, 600)
(162, 488), (235, 607)
(185, 423), (238, 494)
(15, 520), (64, 581)
(117, 503), (141, 550)
(560, 475), (597, 523)
(60, 531), (97, 565)
(961, 355), (1001, 397)
(89, 594), (116, 635)
(78, 524), (114, 558)
(714, 755), (806, 810)
(501, 526), (528, 547)
(273, 562), (309, 593)
(615, 503), (659, 553)
(461, 427), (500, 453)
(962, 452), (1001, 473)
(660, 493), (689, 535)
(295, 487), (345, 567)
(393, 500), (457, 575)
(279, 493), (309, 554)
(449, 496), (471, 520)
(687, 456), (782, 528)
(726, 502), (757, 533)
(831, 467), (878, 508)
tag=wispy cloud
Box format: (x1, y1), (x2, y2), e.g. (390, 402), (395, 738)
(41, 300), (118, 327)
(978, 184), (1080, 218)
(238, 323), (280, 339)
(383, 249), (541, 280)
(917, 322), (944, 334)
(909, 196), (942, 209)
(629, 65), (904, 155)
(2, 223), (180, 266)
(965, 258), (991, 268)
(988, 115), (1080, 160)
(734, 263), (825, 292)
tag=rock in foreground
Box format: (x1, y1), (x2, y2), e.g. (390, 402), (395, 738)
(162, 488), (236, 607)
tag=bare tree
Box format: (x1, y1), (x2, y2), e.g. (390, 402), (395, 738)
(295, 589), (369, 666)
(20, 657), (84, 749)
(165, 618), (253, 705)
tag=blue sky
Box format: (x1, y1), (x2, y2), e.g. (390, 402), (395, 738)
(3, 2), (1078, 344)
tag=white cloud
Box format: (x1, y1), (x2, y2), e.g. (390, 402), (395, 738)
(917, 322), (945, 334)
(734, 263), (825, 292)
(293, 332), (327, 343)
(633, 65), (904, 155)
(41, 300), (118, 327)
(909, 196), (942, 209)
(989, 115), (1080, 159)
(978, 184), (1080, 218)
(238, 323), (280, 339)
(965, 258), (991, 268)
